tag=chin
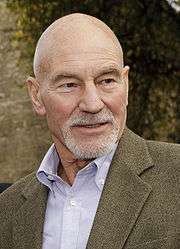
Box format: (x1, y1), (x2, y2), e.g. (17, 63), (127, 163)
(64, 133), (117, 159)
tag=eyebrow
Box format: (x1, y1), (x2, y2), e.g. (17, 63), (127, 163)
(50, 72), (79, 83)
(50, 66), (122, 83)
(95, 66), (121, 79)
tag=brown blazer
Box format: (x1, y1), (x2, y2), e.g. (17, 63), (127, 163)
(0, 128), (180, 249)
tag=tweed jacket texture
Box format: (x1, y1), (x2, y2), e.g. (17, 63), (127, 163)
(0, 128), (180, 249)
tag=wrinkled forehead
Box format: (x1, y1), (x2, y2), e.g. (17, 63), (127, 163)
(33, 14), (123, 79)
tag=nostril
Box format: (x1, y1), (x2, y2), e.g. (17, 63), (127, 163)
(79, 98), (104, 113)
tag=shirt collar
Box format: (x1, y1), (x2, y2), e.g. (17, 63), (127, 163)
(36, 144), (59, 191)
(36, 143), (118, 191)
(93, 143), (118, 190)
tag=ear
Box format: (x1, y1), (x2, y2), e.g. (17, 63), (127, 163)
(26, 76), (46, 116)
(121, 65), (129, 106)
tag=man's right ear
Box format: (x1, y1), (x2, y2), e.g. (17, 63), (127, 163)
(26, 76), (46, 116)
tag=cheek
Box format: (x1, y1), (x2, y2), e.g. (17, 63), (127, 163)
(105, 90), (128, 117)
(43, 95), (76, 126)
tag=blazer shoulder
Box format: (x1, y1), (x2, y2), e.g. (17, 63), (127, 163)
(146, 139), (180, 164)
(0, 172), (38, 220)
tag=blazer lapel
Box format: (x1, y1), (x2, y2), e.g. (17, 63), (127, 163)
(86, 128), (154, 249)
(13, 176), (48, 249)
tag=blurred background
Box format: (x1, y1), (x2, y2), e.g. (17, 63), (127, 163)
(0, 0), (179, 183)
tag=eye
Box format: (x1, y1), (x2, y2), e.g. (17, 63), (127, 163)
(99, 78), (117, 88)
(57, 82), (78, 92)
(64, 83), (77, 88)
(102, 78), (116, 84)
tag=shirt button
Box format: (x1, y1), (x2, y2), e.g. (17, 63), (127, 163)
(70, 199), (77, 206)
(99, 179), (105, 185)
(47, 175), (54, 181)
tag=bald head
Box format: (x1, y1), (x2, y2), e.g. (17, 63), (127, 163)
(33, 13), (124, 80)
(27, 13), (129, 160)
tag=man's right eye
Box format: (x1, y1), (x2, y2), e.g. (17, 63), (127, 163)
(64, 83), (77, 88)
(57, 82), (78, 92)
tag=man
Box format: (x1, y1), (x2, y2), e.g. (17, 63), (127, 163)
(0, 13), (179, 249)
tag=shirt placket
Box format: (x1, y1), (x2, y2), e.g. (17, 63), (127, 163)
(60, 193), (81, 249)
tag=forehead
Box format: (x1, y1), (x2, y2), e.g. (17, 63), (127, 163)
(47, 47), (122, 80)
(34, 14), (123, 80)
(49, 52), (121, 78)
(36, 20), (123, 80)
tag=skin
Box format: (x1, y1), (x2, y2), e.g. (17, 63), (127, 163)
(26, 13), (129, 185)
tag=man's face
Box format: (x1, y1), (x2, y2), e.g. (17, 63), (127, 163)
(31, 26), (129, 159)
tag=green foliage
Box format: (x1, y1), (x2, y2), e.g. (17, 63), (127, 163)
(175, 0), (180, 5)
(6, 0), (180, 142)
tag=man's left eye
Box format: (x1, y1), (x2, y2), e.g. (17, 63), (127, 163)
(101, 78), (116, 85)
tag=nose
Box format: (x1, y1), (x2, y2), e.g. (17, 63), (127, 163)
(78, 83), (104, 113)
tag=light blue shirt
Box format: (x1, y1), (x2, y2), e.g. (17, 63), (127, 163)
(37, 143), (117, 249)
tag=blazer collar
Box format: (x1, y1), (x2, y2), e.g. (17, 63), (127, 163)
(13, 175), (48, 249)
(116, 127), (154, 176)
(86, 128), (154, 249)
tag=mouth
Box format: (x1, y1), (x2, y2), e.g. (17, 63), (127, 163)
(73, 122), (109, 128)
(71, 122), (110, 135)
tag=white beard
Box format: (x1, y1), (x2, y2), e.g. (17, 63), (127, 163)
(61, 108), (120, 159)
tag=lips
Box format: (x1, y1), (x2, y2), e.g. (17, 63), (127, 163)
(73, 122), (108, 128)
(82, 124), (103, 128)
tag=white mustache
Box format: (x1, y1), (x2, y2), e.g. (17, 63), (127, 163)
(67, 109), (115, 127)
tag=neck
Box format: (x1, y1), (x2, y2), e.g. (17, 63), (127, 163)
(53, 136), (92, 186)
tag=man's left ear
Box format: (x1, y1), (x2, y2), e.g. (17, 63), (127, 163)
(26, 76), (46, 116)
(122, 65), (129, 106)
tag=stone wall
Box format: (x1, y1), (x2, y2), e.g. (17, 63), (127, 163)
(0, 0), (51, 183)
